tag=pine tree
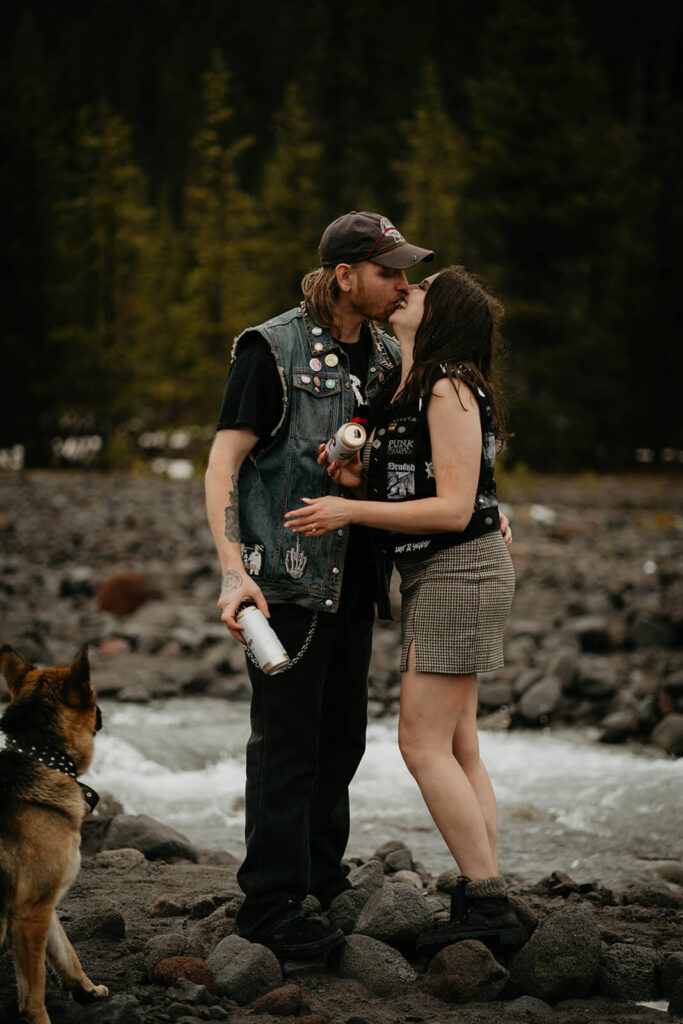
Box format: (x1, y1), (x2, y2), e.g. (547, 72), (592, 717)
(183, 50), (259, 405)
(259, 81), (324, 311)
(395, 64), (466, 271)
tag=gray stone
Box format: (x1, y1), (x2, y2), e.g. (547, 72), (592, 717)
(145, 932), (187, 979)
(384, 848), (413, 872)
(66, 900), (126, 942)
(348, 858), (385, 896)
(478, 679), (514, 708)
(545, 647), (579, 689)
(88, 994), (144, 1023)
(662, 953), (683, 999)
(354, 882), (432, 953)
(576, 659), (619, 698)
(103, 813), (199, 862)
(600, 709), (640, 743)
(503, 995), (553, 1018)
(598, 943), (659, 1001)
(619, 880), (683, 908)
(93, 848), (146, 871)
(328, 887), (371, 934)
(669, 976), (683, 1019)
(435, 869), (461, 895)
(631, 611), (676, 648)
(518, 677), (562, 723)
(337, 934), (417, 994)
(572, 616), (611, 652)
(664, 669), (683, 695)
(186, 905), (236, 957)
(509, 904), (601, 1004)
(206, 933), (282, 1005)
(423, 939), (509, 1003)
(650, 713), (683, 757)
(386, 870), (423, 890)
(165, 979), (213, 1005)
(647, 860), (683, 887)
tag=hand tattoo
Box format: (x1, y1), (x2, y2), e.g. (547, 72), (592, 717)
(224, 473), (239, 542)
(221, 569), (243, 596)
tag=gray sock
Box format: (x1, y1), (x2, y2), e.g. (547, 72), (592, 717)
(466, 875), (506, 898)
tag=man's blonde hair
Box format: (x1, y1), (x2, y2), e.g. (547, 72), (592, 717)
(300, 267), (341, 333)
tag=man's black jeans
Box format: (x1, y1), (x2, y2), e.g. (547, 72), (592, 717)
(235, 596), (373, 938)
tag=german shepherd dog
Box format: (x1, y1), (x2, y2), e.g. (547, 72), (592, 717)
(0, 645), (109, 1024)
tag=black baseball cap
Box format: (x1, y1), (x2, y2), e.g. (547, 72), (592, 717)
(319, 211), (434, 270)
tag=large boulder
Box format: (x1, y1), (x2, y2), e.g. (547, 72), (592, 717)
(206, 933), (282, 1005)
(509, 904), (601, 1004)
(423, 940), (509, 1003)
(102, 814), (198, 862)
(354, 883), (432, 954)
(337, 934), (417, 994)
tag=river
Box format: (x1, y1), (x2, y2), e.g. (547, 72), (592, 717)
(88, 697), (682, 886)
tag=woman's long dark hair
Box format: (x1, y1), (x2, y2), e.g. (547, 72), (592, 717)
(396, 265), (510, 443)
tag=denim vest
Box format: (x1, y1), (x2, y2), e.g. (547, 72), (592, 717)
(232, 304), (400, 612)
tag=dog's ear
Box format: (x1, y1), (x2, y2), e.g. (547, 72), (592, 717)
(0, 645), (35, 697)
(65, 645), (92, 707)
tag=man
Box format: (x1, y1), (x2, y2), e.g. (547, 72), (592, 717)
(205, 211), (434, 959)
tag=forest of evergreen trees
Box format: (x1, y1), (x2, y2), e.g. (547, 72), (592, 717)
(2, 0), (682, 470)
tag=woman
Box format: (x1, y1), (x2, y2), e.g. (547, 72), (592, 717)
(284, 266), (526, 953)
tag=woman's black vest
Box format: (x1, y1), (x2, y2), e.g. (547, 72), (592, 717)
(366, 365), (500, 559)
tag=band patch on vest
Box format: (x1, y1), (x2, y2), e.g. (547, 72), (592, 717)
(388, 438), (414, 455)
(285, 536), (308, 580)
(387, 461), (415, 500)
(242, 543), (265, 577)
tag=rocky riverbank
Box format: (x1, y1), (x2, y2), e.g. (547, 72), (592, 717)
(1, 808), (682, 1023)
(1, 470), (682, 753)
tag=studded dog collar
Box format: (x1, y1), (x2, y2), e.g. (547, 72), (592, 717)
(4, 736), (99, 812)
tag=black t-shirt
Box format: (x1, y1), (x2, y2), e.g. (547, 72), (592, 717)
(216, 327), (374, 615)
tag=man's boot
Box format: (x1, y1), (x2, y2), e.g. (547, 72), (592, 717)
(416, 874), (527, 957)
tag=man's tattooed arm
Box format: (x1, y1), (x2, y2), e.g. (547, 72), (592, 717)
(224, 473), (240, 542)
(221, 569), (243, 597)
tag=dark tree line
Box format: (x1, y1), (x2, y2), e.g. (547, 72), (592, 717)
(1, 0), (682, 470)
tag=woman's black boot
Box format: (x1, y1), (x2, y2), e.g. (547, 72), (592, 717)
(416, 875), (527, 957)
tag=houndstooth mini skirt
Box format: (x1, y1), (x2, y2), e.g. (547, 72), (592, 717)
(397, 531), (515, 675)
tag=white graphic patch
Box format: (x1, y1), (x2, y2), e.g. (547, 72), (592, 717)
(241, 543), (264, 577)
(379, 217), (405, 245)
(285, 536), (308, 580)
(387, 461), (415, 500)
(395, 538), (431, 555)
(388, 438), (413, 455)
(425, 461), (434, 479)
(349, 373), (367, 408)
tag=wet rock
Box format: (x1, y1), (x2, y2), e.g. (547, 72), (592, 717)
(165, 978), (213, 1006)
(600, 709), (640, 743)
(619, 880), (683, 908)
(328, 887), (371, 934)
(599, 943), (659, 1001)
(518, 677), (562, 723)
(252, 982), (302, 1015)
(154, 957), (216, 992)
(103, 813), (199, 862)
(423, 940), (509, 1003)
(354, 883), (432, 954)
(98, 571), (151, 614)
(662, 953), (683, 999)
(337, 934), (417, 994)
(650, 713), (683, 756)
(207, 933), (282, 1004)
(509, 904), (601, 1003)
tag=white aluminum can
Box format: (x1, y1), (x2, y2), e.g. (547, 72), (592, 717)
(324, 422), (367, 463)
(236, 604), (290, 676)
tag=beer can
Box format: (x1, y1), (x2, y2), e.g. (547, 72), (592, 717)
(324, 422), (367, 463)
(236, 604), (290, 676)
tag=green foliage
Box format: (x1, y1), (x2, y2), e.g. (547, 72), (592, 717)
(395, 64), (466, 269)
(258, 81), (325, 311)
